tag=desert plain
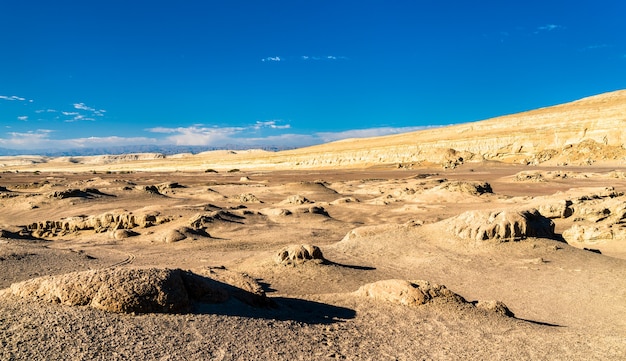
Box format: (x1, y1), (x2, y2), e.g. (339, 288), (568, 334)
(1, 90), (626, 360)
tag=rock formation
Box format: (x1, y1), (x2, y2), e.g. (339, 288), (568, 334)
(27, 210), (170, 238)
(355, 279), (514, 316)
(275, 244), (325, 265)
(446, 208), (555, 241)
(8, 267), (270, 314)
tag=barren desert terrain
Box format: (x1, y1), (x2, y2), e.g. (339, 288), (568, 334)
(1, 91), (626, 360)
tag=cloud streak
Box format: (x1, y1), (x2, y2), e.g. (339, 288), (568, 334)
(535, 24), (564, 34)
(261, 56), (282, 62)
(0, 95), (26, 101)
(0, 129), (156, 150)
(263, 55), (347, 62)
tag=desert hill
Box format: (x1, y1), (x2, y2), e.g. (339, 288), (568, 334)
(265, 89), (626, 168)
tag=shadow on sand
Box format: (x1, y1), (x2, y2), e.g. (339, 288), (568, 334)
(191, 297), (356, 325)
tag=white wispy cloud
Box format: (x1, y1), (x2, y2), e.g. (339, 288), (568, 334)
(0, 130), (155, 150)
(302, 55), (346, 61)
(261, 56), (282, 62)
(73, 103), (95, 111)
(536, 24), (563, 32)
(0, 130), (55, 148)
(73, 102), (106, 116)
(147, 125), (245, 146)
(0, 95), (26, 101)
(253, 120), (291, 130)
(65, 115), (95, 123)
(56, 103), (105, 122)
(17, 116), (28, 121)
(35, 109), (58, 114)
(265, 55), (347, 62)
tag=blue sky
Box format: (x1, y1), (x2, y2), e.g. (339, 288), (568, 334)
(1, 0), (625, 153)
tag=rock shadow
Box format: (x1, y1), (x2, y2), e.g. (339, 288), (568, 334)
(324, 260), (376, 271)
(517, 318), (563, 327)
(191, 297), (356, 325)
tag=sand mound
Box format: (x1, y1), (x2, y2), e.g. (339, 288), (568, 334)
(330, 196), (360, 204)
(293, 205), (330, 216)
(475, 300), (515, 317)
(279, 195), (313, 205)
(236, 193), (263, 203)
(356, 279), (465, 307)
(188, 211), (245, 228)
(110, 229), (139, 240)
(160, 227), (211, 243)
(283, 181), (338, 195)
(446, 208), (555, 241)
(138, 185), (165, 196)
(513, 170), (569, 182)
(156, 182), (185, 194)
(47, 188), (110, 199)
(8, 267), (269, 313)
(275, 244), (325, 265)
(430, 180), (493, 196)
(356, 279), (514, 316)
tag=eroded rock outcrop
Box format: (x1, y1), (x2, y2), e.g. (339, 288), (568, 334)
(279, 195), (313, 205)
(27, 210), (170, 238)
(275, 244), (325, 265)
(446, 208), (555, 241)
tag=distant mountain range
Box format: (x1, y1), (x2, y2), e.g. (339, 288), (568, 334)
(0, 144), (293, 157)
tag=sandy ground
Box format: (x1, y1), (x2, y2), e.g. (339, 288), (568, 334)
(1, 162), (626, 360)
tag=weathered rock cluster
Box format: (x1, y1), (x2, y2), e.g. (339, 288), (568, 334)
(27, 210), (170, 238)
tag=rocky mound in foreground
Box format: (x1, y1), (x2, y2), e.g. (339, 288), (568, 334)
(7, 267), (271, 314)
